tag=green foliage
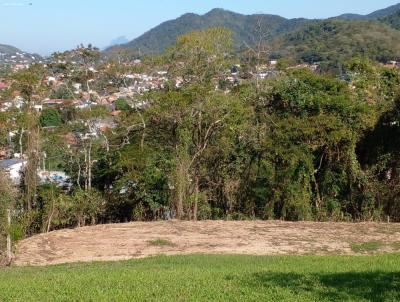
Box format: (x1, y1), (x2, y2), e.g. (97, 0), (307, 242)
(50, 86), (74, 100)
(0, 255), (399, 301)
(70, 189), (106, 226)
(35, 186), (106, 231)
(272, 20), (400, 70)
(114, 98), (130, 111)
(39, 108), (62, 127)
(0, 170), (18, 258)
(166, 27), (234, 84)
(76, 105), (109, 120)
(87, 58), (400, 222)
(380, 11), (400, 30)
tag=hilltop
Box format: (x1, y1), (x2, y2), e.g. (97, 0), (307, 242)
(0, 44), (21, 55)
(0, 43), (41, 66)
(336, 3), (400, 19)
(108, 4), (400, 55)
(108, 9), (308, 55)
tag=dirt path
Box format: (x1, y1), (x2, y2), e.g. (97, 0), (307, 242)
(14, 220), (400, 266)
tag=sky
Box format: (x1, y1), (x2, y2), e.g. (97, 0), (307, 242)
(0, 0), (399, 55)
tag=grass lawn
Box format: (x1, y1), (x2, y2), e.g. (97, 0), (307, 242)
(0, 254), (400, 301)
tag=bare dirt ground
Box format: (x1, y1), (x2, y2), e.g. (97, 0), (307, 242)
(13, 220), (400, 266)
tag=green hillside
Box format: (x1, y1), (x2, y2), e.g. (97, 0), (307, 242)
(381, 10), (400, 30)
(272, 20), (400, 67)
(336, 3), (400, 20)
(108, 4), (400, 56)
(108, 8), (309, 54)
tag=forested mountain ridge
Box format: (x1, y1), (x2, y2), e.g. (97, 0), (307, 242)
(336, 3), (400, 20)
(270, 19), (400, 69)
(108, 4), (400, 55)
(108, 8), (309, 54)
(380, 10), (400, 30)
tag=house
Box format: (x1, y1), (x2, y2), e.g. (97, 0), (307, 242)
(0, 82), (8, 90)
(0, 147), (11, 160)
(63, 132), (79, 147)
(34, 104), (43, 112)
(42, 99), (74, 108)
(45, 76), (57, 85)
(72, 83), (82, 94)
(0, 158), (26, 184)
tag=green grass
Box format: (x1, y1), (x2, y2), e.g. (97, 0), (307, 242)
(148, 238), (175, 247)
(351, 242), (384, 253)
(0, 254), (400, 301)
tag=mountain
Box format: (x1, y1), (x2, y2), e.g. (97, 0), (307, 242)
(271, 19), (400, 68)
(106, 36), (130, 48)
(336, 3), (400, 20)
(367, 3), (400, 19)
(380, 10), (400, 30)
(0, 44), (20, 55)
(107, 8), (309, 54)
(109, 4), (400, 55)
(0, 43), (41, 65)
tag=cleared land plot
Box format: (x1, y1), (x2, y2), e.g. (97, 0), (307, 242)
(14, 220), (400, 266)
(1, 255), (400, 301)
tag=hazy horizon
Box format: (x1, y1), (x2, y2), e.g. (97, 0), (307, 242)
(0, 0), (399, 55)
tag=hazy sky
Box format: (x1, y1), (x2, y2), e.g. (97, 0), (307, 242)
(0, 0), (399, 55)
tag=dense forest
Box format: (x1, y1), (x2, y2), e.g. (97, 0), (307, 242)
(381, 10), (400, 30)
(270, 20), (400, 70)
(2, 26), (400, 261)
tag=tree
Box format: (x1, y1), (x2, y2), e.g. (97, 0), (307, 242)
(166, 27), (233, 85)
(40, 108), (62, 127)
(11, 66), (48, 211)
(0, 170), (18, 265)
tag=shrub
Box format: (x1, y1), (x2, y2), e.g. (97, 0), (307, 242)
(40, 108), (62, 127)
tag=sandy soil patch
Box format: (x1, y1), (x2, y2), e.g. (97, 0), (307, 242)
(13, 220), (400, 266)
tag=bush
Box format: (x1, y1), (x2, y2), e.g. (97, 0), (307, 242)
(40, 108), (62, 127)
(115, 98), (131, 111)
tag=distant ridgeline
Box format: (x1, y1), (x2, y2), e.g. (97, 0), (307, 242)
(106, 3), (400, 69)
(0, 44), (41, 69)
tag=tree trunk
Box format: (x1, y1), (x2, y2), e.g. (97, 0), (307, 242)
(193, 175), (199, 221)
(6, 209), (12, 265)
(25, 126), (40, 211)
(47, 200), (55, 233)
(84, 145), (88, 191)
(88, 140), (92, 190)
(19, 128), (23, 157)
(77, 157), (82, 189)
(175, 162), (186, 220)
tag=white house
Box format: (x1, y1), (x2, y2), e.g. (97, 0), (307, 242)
(0, 158), (26, 184)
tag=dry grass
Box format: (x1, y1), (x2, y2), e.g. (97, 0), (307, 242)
(13, 220), (400, 266)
